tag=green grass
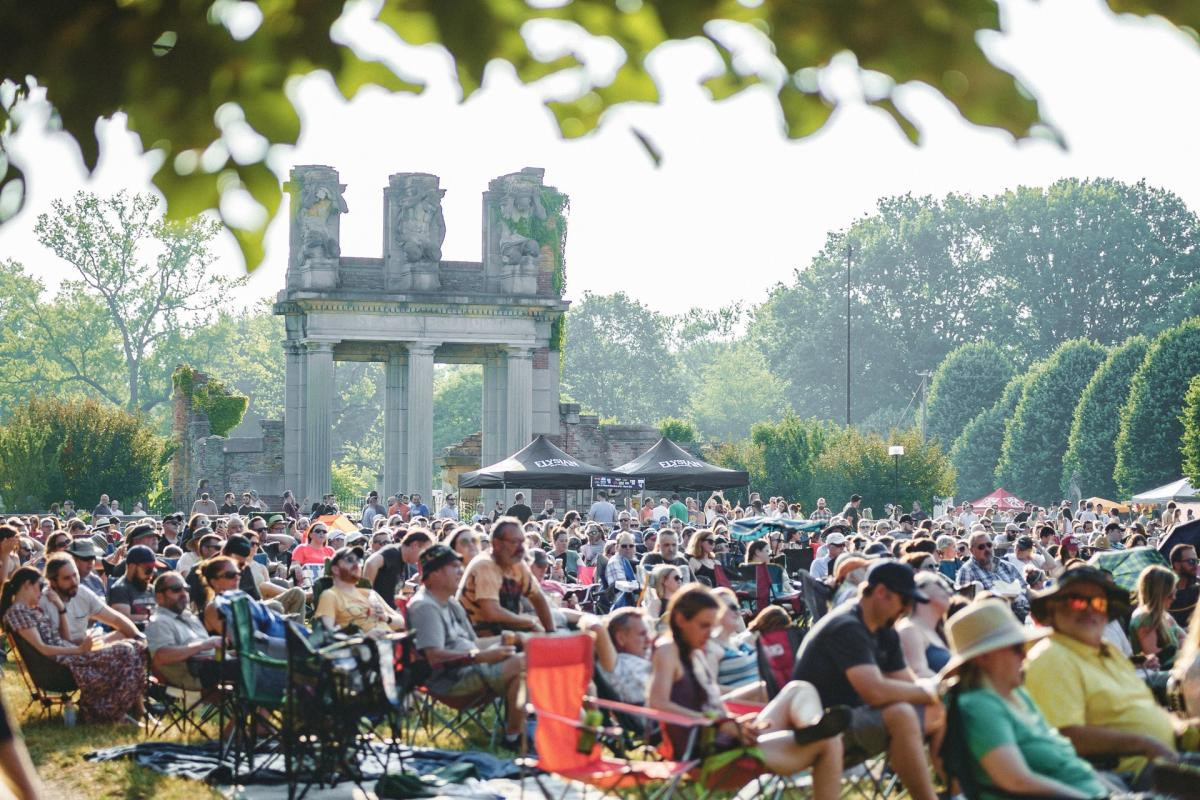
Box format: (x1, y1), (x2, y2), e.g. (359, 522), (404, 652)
(3, 663), (224, 800)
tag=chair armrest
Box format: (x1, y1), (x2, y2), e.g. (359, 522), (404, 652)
(587, 696), (727, 728)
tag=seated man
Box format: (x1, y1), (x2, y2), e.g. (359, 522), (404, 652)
(314, 547), (405, 636)
(108, 545), (165, 629)
(793, 561), (943, 800)
(1024, 564), (1192, 776)
(66, 538), (106, 597)
(39, 553), (142, 645)
(598, 607), (652, 705)
(955, 530), (1029, 619)
(407, 544), (526, 750)
(458, 517), (555, 636)
(145, 571), (224, 690)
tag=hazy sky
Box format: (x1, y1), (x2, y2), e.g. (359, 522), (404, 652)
(3, 0), (1199, 314)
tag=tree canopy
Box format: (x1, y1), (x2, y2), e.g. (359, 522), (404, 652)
(949, 373), (1028, 502)
(750, 179), (1200, 425)
(924, 341), (1015, 446)
(1114, 317), (1200, 495)
(995, 339), (1107, 504)
(1060, 335), (1149, 499)
(1183, 374), (1200, 489)
(4, 3), (1199, 268)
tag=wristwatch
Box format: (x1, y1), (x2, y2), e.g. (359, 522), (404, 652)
(467, 647), (480, 663)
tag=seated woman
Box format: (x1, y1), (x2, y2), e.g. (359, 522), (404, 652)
(706, 587), (762, 700)
(1, 566), (146, 723)
(744, 539), (793, 593)
(896, 571), (952, 680)
(641, 564), (682, 624)
(685, 529), (720, 588)
(940, 599), (1110, 800)
(648, 584), (847, 800)
(1130, 564), (1184, 669)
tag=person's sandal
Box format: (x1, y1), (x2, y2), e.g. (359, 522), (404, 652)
(792, 705), (852, 746)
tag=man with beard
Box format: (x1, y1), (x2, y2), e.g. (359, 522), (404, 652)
(792, 561), (943, 800)
(40, 553), (142, 645)
(145, 571), (224, 689)
(315, 547), (405, 635)
(108, 545), (164, 629)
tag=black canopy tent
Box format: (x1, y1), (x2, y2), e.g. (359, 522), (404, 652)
(612, 437), (749, 491)
(457, 434), (608, 490)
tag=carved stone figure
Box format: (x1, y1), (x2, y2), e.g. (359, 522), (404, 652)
(498, 183), (546, 268)
(393, 182), (446, 265)
(298, 183), (348, 263)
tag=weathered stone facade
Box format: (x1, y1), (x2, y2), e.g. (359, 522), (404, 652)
(170, 372), (285, 506)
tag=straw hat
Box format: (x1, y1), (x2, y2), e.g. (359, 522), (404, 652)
(938, 599), (1051, 679)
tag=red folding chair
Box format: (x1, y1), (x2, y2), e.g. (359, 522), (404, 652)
(756, 627), (806, 699)
(520, 634), (694, 800)
(576, 565), (596, 585)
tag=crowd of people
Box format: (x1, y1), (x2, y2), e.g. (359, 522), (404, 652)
(1, 486), (1199, 799)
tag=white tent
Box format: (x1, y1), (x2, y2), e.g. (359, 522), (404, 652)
(1130, 477), (1198, 504)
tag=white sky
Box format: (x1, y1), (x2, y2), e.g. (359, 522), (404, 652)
(3, 0), (1200, 314)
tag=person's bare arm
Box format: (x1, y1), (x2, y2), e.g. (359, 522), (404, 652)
(151, 636), (222, 668)
(474, 598), (540, 631)
(362, 551), (384, 585)
(896, 623), (932, 678)
(978, 744), (1093, 798)
(528, 585), (556, 633)
(0, 733), (43, 800)
(14, 626), (91, 658)
(586, 617), (618, 674)
(1135, 625), (1160, 657)
(93, 604), (140, 639)
(845, 663), (937, 708)
(647, 643), (706, 719)
(422, 643), (514, 668)
(1058, 724), (1176, 762)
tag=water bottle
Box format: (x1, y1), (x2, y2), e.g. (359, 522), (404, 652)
(63, 701), (77, 728)
(576, 709), (603, 753)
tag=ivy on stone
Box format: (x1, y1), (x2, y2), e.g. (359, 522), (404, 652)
(172, 365), (249, 438)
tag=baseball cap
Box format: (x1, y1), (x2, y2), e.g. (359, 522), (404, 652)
(128, 522), (157, 542)
(125, 545), (165, 567)
(865, 561), (929, 602)
(419, 544), (462, 580)
(825, 531), (847, 546)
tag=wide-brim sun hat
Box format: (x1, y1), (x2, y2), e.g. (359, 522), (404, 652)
(939, 598), (1051, 680)
(1029, 564), (1129, 623)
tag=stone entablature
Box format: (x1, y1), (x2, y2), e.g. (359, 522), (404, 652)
(276, 166), (569, 507)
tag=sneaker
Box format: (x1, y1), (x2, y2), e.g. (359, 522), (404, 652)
(793, 705), (852, 746)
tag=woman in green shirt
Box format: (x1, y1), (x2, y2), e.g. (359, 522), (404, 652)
(940, 599), (1110, 800)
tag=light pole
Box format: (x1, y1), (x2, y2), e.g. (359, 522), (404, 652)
(888, 444), (905, 508)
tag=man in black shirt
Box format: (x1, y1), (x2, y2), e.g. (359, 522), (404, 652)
(218, 492), (239, 515)
(363, 528), (433, 608)
(793, 560), (941, 800)
(840, 494), (862, 528)
(504, 492), (533, 524)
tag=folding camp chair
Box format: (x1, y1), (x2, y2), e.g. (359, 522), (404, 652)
(755, 627), (806, 699)
(6, 630), (77, 719)
(218, 592), (288, 778)
(795, 570), (832, 622)
(144, 668), (230, 742)
(519, 634), (694, 800)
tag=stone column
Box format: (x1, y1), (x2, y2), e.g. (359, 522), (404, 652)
(383, 346), (408, 499)
(481, 351), (507, 509)
(405, 342), (437, 504)
(303, 340), (335, 505)
(283, 340), (305, 493)
(505, 345), (534, 457)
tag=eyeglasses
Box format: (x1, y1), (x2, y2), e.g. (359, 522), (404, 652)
(161, 585), (187, 594)
(920, 561), (937, 571)
(1059, 594), (1108, 614)
(337, 556), (360, 566)
(973, 543), (992, 550)
(620, 544), (635, 549)
(1181, 558), (1199, 566)
(217, 571), (239, 580)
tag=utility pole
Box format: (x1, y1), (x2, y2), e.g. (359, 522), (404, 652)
(846, 242), (852, 427)
(916, 370), (933, 439)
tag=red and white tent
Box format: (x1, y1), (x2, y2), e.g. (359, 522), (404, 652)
(967, 488), (1027, 511)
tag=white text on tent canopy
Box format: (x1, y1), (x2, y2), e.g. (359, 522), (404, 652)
(658, 459), (707, 469)
(534, 458), (581, 468)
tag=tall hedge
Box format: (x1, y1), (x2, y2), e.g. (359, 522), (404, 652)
(1115, 318), (1200, 495)
(1060, 335), (1148, 499)
(1183, 374), (1200, 488)
(0, 397), (165, 510)
(924, 341), (1016, 446)
(995, 339), (1108, 504)
(949, 373), (1027, 501)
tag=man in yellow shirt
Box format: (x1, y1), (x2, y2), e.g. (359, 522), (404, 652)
(1024, 565), (1192, 776)
(314, 547), (405, 636)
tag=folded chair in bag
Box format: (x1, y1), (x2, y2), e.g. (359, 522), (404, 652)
(6, 630), (77, 719)
(519, 634), (693, 800)
(283, 623), (409, 800)
(218, 592), (288, 778)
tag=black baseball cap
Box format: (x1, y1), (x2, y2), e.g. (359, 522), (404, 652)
(419, 544), (461, 580)
(126, 545), (165, 567)
(865, 561), (929, 603)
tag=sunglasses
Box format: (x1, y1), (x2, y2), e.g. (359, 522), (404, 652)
(217, 571), (239, 580)
(161, 585), (187, 594)
(1060, 594), (1108, 614)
